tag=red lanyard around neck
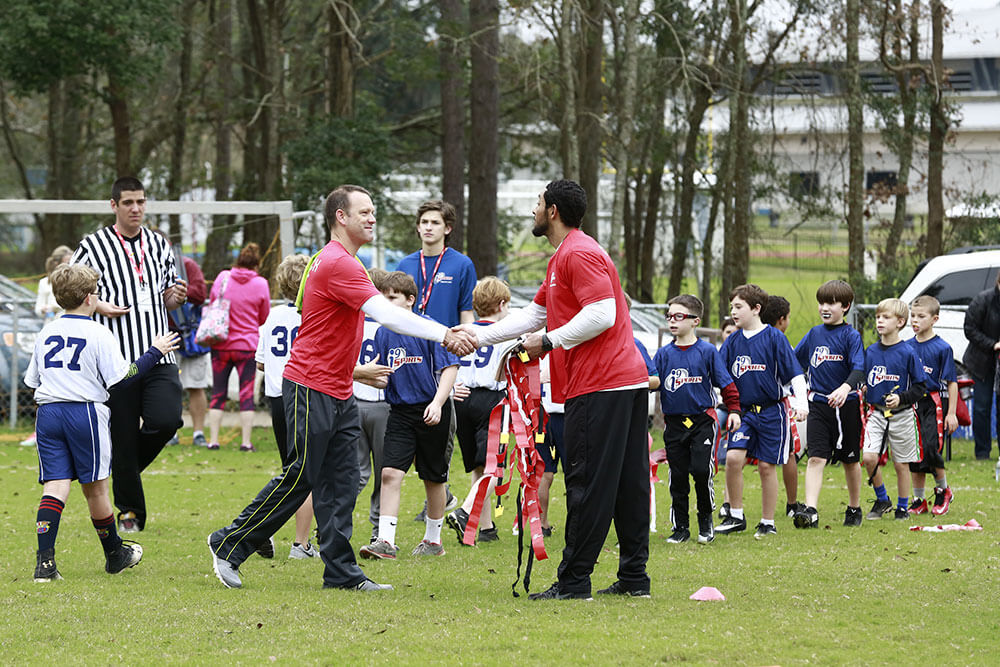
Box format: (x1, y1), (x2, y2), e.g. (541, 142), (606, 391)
(113, 226), (145, 285)
(418, 247), (447, 314)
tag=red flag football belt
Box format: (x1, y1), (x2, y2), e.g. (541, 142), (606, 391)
(929, 391), (944, 453)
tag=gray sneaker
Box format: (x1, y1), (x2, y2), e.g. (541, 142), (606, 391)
(207, 535), (242, 589)
(359, 539), (398, 560)
(193, 433), (208, 448)
(289, 542), (318, 559)
(355, 578), (393, 592)
(411, 540), (446, 556)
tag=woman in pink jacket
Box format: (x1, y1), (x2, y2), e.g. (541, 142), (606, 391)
(206, 243), (271, 451)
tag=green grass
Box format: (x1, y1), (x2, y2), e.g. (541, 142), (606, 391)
(2, 426), (1000, 664)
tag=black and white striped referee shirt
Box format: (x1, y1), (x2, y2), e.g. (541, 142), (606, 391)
(72, 226), (178, 365)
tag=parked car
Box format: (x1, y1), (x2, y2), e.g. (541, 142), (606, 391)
(0, 275), (45, 419)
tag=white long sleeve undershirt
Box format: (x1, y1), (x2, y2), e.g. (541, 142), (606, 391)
(546, 298), (616, 349)
(361, 295), (448, 342)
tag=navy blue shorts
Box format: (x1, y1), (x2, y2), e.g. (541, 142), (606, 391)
(728, 403), (790, 465)
(35, 402), (112, 484)
(538, 412), (567, 473)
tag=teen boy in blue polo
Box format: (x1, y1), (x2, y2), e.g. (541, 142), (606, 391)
(717, 284), (808, 539)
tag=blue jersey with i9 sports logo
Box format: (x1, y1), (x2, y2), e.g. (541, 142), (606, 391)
(864, 340), (928, 406)
(794, 322), (865, 400)
(720, 326), (801, 407)
(905, 335), (956, 393)
(373, 313), (461, 406)
(653, 338), (733, 415)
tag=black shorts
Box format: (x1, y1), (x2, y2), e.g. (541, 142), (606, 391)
(455, 388), (504, 473)
(805, 400), (862, 464)
(538, 412), (567, 473)
(383, 402), (452, 483)
(910, 396), (947, 473)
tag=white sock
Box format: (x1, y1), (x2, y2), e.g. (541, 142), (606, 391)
(730, 508), (745, 520)
(193, 430), (204, 438)
(760, 518), (775, 527)
(424, 516), (444, 544)
(378, 515), (398, 546)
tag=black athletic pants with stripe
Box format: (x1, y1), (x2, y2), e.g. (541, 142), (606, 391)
(209, 379), (367, 588)
(664, 413), (716, 531)
(557, 388), (650, 595)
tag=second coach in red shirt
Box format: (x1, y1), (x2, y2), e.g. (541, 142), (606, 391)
(465, 179), (651, 600)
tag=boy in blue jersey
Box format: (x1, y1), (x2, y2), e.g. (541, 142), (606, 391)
(862, 298), (929, 521)
(654, 295), (741, 544)
(906, 296), (957, 516)
(717, 284), (808, 539)
(25, 264), (179, 581)
(792, 280), (866, 528)
(360, 272), (461, 559)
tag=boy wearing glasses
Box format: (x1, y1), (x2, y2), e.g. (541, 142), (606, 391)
(653, 295), (741, 544)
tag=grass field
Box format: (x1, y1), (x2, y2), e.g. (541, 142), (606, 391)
(2, 425), (999, 665)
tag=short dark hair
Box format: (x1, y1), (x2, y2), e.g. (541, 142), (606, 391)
(816, 279), (854, 310)
(323, 184), (372, 232)
(235, 242), (261, 270)
(112, 176), (145, 203)
(668, 294), (704, 319)
(760, 295), (790, 326)
(416, 200), (457, 244)
(729, 283), (769, 311)
(543, 179), (587, 228)
(381, 271), (417, 300)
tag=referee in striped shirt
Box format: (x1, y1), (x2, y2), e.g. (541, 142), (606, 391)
(72, 176), (188, 534)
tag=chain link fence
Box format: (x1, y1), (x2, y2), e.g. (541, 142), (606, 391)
(0, 297), (40, 427)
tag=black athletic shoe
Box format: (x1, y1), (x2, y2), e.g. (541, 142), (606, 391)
(718, 502), (731, 520)
(894, 507), (910, 521)
(753, 522), (777, 539)
(446, 508), (470, 544)
(866, 498), (893, 520)
(541, 525), (554, 538)
(528, 582), (593, 601)
(666, 528), (690, 543)
(697, 514), (715, 544)
(596, 580), (651, 598)
(478, 527), (499, 542)
(843, 506), (863, 527)
(793, 506), (819, 528)
(255, 536), (275, 559)
(33, 549), (62, 583)
(105, 540), (143, 574)
(786, 502), (806, 518)
(715, 514), (747, 535)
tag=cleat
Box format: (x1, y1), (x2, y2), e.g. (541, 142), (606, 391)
(193, 433), (208, 448)
(478, 527), (499, 542)
(697, 514), (714, 544)
(753, 522), (777, 539)
(207, 534), (241, 588)
(106, 540), (143, 574)
(894, 507), (910, 521)
(446, 508), (470, 544)
(354, 578), (393, 592)
(931, 487), (953, 516)
(33, 549), (63, 583)
(908, 499), (929, 515)
(289, 542), (318, 559)
(118, 511), (140, 534)
(718, 502), (731, 520)
(541, 526), (554, 538)
(255, 536), (275, 559)
(715, 514), (747, 535)
(239, 444), (256, 452)
(528, 582), (593, 601)
(206, 442), (220, 450)
(866, 499), (893, 520)
(359, 539), (397, 560)
(411, 540), (445, 557)
(843, 506), (863, 527)
(596, 581), (651, 598)
(444, 487), (458, 512)
(786, 502), (806, 518)
(665, 528), (690, 544)
(793, 506), (819, 529)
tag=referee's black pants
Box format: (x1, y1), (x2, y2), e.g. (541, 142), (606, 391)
(106, 363), (183, 529)
(557, 388), (650, 595)
(209, 380), (367, 588)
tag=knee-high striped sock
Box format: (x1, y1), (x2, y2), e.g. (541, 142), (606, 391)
(36, 496), (65, 553)
(92, 514), (122, 554)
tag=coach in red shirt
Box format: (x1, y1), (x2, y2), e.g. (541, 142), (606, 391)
(207, 185), (475, 591)
(465, 179), (651, 600)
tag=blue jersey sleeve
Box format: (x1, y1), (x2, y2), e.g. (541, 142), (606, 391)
(710, 344), (735, 389)
(940, 347), (957, 384)
(432, 338), (461, 372)
(847, 329), (865, 371)
(793, 329), (812, 374)
(458, 259), (476, 315)
(774, 329), (801, 384)
(635, 339), (656, 376)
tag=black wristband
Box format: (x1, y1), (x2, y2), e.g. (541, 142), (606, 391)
(541, 334), (554, 352)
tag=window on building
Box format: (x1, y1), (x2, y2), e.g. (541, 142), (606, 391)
(866, 170), (897, 191)
(789, 171), (820, 199)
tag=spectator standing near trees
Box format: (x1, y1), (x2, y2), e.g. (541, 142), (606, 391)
(963, 271), (1000, 460)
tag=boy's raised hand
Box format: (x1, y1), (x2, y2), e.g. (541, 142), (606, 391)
(153, 331), (181, 355)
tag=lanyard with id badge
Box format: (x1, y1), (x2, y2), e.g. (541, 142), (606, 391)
(114, 227), (154, 313)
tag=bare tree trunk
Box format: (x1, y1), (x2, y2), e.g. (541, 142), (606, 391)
(669, 87), (711, 298)
(205, 0), (234, 277)
(43, 79), (83, 252)
(106, 73), (132, 177)
(726, 0), (751, 292)
(926, 0), (946, 257)
(439, 0), (466, 248)
(701, 145), (728, 327)
(467, 0), (499, 275)
(641, 148), (666, 303)
(577, 0), (604, 238)
(328, 0), (357, 118)
(0, 80), (36, 202)
(609, 0), (640, 258)
(167, 0), (197, 242)
(559, 0), (579, 181)
(846, 0), (865, 285)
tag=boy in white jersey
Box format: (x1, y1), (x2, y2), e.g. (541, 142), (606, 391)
(447, 277), (514, 545)
(25, 264), (178, 582)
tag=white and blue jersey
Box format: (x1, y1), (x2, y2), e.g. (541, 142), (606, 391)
(906, 335), (956, 393)
(353, 317), (385, 401)
(456, 321), (508, 391)
(397, 249), (476, 327)
(24, 314), (131, 404)
(374, 315), (461, 406)
(653, 339), (733, 415)
(255, 303), (301, 398)
(720, 325), (801, 408)
(864, 340), (928, 406)
(794, 323), (864, 402)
